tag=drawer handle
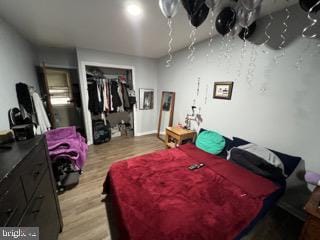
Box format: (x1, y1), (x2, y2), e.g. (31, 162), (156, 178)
(4, 207), (17, 226)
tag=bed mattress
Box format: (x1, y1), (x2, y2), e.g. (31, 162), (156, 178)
(103, 144), (284, 240)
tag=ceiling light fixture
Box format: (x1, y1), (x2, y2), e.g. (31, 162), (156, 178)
(126, 3), (143, 17)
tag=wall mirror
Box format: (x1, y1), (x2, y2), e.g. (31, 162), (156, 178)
(157, 91), (175, 141)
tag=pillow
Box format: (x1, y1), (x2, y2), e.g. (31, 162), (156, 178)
(235, 143), (286, 176)
(196, 130), (226, 155)
(232, 137), (301, 176)
(199, 128), (233, 151)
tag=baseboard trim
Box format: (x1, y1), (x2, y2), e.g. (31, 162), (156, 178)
(135, 130), (157, 136)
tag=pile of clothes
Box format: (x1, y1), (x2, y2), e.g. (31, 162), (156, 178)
(45, 126), (88, 192)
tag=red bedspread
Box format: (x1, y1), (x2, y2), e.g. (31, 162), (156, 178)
(103, 144), (279, 240)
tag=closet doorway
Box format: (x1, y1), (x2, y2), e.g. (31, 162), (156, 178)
(80, 62), (137, 145)
(37, 65), (85, 135)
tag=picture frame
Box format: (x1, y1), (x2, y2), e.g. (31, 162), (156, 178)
(213, 81), (234, 100)
(139, 88), (154, 110)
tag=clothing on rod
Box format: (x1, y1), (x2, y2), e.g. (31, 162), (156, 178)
(87, 76), (136, 115)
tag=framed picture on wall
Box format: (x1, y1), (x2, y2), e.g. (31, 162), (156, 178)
(139, 88), (154, 110)
(213, 81), (234, 100)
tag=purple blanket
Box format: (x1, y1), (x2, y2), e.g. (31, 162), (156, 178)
(45, 126), (88, 169)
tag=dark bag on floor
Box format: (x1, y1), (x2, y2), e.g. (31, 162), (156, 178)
(92, 119), (111, 145)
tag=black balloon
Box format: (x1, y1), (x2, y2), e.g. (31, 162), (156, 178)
(215, 7), (237, 36)
(238, 21), (256, 40)
(181, 0), (205, 16)
(191, 4), (209, 27)
(299, 0), (320, 13)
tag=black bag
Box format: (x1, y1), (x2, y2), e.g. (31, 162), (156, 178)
(8, 107), (32, 128)
(92, 119), (111, 145)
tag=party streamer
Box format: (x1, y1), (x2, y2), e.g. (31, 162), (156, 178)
(206, 10), (215, 60)
(274, 8), (290, 64)
(246, 43), (258, 86)
(188, 24), (197, 63)
(218, 36), (228, 66)
(166, 19), (174, 67)
(236, 29), (248, 80)
(205, 84), (209, 104)
(261, 14), (274, 54)
(302, 0), (320, 39)
(296, 0), (320, 69)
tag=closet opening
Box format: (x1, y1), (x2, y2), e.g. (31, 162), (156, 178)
(84, 64), (136, 145)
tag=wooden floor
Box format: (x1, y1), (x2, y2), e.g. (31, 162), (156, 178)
(58, 134), (165, 240)
(58, 134), (303, 240)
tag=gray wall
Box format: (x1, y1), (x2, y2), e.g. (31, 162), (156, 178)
(36, 46), (77, 68)
(0, 18), (38, 130)
(76, 48), (159, 142)
(157, 4), (320, 173)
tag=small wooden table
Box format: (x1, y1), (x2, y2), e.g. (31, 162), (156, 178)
(165, 127), (196, 148)
(300, 186), (320, 240)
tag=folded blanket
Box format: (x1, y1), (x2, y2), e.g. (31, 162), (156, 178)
(45, 127), (88, 169)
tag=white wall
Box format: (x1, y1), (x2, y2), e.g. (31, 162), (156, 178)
(36, 46), (77, 68)
(157, 4), (320, 173)
(0, 18), (38, 130)
(76, 48), (159, 143)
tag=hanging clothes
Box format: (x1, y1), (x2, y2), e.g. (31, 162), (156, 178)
(16, 82), (33, 114)
(111, 80), (122, 111)
(121, 83), (131, 110)
(103, 80), (109, 112)
(117, 83), (124, 112)
(88, 81), (103, 115)
(127, 89), (137, 107)
(32, 92), (51, 133)
(108, 80), (114, 112)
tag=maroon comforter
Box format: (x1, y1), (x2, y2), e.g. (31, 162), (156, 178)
(103, 144), (279, 240)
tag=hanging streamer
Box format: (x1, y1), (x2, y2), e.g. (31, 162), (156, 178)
(196, 77), (200, 96)
(274, 8), (290, 64)
(166, 18), (174, 67)
(205, 84), (208, 104)
(295, 41), (312, 70)
(261, 14), (274, 54)
(188, 22), (197, 63)
(296, 0), (320, 69)
(218, 36), (227, 66)
(206, 10), (215, 60)
(246, 43), (258, 86)
(226, 33), (235, 75)
(302, 0), (320, 39)
(236, 29), (248, 80)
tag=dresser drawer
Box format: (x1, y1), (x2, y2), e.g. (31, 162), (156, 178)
(20, 170), (60, 240)
(20, 144), (48, 201)
(0, 180), (27, 226)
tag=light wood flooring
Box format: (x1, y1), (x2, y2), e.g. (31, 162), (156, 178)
(57, 134), (303, 240)
(58, 134), (165, 240)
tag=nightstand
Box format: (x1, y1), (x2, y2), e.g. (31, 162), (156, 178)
(300, 186), (320, 240)
(165, 127), (196, 148)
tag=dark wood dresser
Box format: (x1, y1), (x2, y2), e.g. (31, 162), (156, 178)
(300, 186), (320, 240)
(0, 136), (63, 240)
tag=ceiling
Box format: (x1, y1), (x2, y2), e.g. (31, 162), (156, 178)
(0, 0), (298, 58)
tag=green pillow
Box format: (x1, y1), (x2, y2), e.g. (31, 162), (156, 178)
(196, 130), (226, 155)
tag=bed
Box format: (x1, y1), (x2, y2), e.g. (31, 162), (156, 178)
(103, 142), (288, 240)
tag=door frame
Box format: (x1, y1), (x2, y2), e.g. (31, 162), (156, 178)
(79, 61), (137, 145)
